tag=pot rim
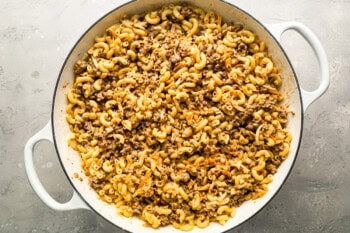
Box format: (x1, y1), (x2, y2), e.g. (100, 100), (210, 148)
(51, 1), (304, 232)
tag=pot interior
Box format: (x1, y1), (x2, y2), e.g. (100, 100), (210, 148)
(52, 0), (302, 232)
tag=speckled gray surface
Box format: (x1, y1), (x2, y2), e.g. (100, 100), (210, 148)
(1, 0), (349, 232)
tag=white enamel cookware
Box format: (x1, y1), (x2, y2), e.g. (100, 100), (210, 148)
(24, 0), (329, 232)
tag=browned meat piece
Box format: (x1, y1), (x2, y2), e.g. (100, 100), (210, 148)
(74, 60), (88, 75)
(178, 41), (192, 57)
(169, 53), (181, 64)
(181, 6), (194, 18)
(207, 53), (221, 64)
(139, 41), (152, 55)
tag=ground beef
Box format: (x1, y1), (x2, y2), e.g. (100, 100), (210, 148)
(169, 53), (181, 64)
(74, 60), (88, 75)
(181, 6), (194, 18)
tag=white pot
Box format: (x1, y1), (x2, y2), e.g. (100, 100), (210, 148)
(24, 0), (329, 232)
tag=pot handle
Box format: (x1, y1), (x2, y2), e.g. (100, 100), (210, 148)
(265, 21), (330, 112)
(24, 121), (90, 211)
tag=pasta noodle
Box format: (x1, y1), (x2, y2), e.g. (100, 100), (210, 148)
(67, 4), (292, 231)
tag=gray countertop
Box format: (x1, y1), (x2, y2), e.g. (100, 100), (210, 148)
(1, 0), (349, 232)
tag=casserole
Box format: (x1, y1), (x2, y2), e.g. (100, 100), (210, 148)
(24, 0), (329, 232)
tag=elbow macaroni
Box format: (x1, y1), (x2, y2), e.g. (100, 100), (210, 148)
(66, 4), (292, 231)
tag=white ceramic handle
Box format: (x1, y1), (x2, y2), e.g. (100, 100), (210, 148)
(265, 21), (330, 112)
(24, 121), (90, 211)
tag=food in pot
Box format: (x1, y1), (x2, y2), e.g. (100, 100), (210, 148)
(66, 4), (292, 231)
